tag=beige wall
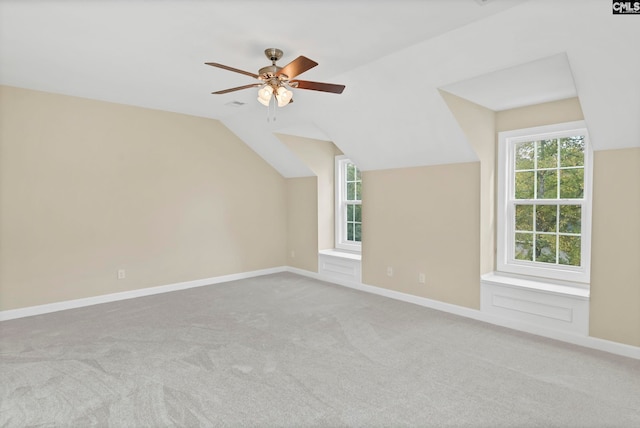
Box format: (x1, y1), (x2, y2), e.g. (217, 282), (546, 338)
(285, 177), (318, 272)
(0, 85), (287, 310)
(2, 86), (638, 348)
(590, 148), (640, 346)
(362, 162), (481, 309)
(278, 134), (342, 251)
(440, 91), (496, 274)
(496, 97), (584, 132)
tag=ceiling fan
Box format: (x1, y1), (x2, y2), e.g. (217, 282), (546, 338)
(206, 48), (345, 108)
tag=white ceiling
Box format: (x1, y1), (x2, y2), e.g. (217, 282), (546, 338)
(1, 0), (639, 177)
(440, 53), (577, 112)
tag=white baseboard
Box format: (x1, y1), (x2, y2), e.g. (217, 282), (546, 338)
(288, 266), (483, 320)
(287, 267), (640, 361)
(2, 265), (638, 360)
(0, 266), (287, 321)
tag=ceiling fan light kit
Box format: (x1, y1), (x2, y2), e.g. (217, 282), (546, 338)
(275, 86), (293, 107)
(257, 84), (273, 106)
(207, 48), (345, 112)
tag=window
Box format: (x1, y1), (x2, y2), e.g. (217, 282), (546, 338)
(497, 121), (592, 284)
(335, 156), (362, 252)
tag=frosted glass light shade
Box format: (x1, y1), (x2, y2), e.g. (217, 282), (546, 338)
(257, 85), (273, 106)
(276, 86), (292, 107)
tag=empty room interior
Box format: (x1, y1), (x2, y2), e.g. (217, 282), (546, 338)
(1, 0), (639, 426)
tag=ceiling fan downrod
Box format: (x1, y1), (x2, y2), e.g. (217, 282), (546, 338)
(259, 48), (284, 78)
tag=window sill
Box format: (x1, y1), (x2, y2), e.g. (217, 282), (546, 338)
(319, 249), (362, 261)
(481, 272), (589, 300)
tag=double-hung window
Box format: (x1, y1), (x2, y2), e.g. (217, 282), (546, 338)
(497, 121), (592, 284)
(335, 156), (362, 252)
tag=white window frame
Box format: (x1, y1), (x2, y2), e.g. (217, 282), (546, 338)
(335, 155), (362, 252)
(497, 121), (592, 285)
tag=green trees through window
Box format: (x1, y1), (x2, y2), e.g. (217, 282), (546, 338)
(345, 163), (362, 242)
(336, 156), (362, 251)
(513, 136), (585, 267)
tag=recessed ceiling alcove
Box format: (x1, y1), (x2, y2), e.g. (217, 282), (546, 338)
(439, 53), (578, 112)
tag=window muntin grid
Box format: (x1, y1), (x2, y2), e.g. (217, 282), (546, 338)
(511, 136), (585, 267)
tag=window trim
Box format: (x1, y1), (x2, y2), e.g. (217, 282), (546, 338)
(335, 155), (362, 252)
(497, 120), (592, 285)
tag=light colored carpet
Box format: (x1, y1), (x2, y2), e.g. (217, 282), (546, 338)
(1, 272), (639, 427)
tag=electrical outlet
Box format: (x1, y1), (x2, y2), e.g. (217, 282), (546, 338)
(386, 267), (393, 277)
(419, 273), (426, 284)
(291, 250), (296, 258)
(117, 269), (126, 280)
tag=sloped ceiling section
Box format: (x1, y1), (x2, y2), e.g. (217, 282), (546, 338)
(433, 0), (640, 154)
(1, 1), (638, 177)
(309, 0), (640, 171)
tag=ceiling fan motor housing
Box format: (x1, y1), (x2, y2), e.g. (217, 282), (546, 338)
(258, 65), (284, 80)
(260, 49), (286, 80)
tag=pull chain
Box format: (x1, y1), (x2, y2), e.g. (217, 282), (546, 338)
(266, 92), (277, 123)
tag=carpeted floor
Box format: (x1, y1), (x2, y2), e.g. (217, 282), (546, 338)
(1, 272), (639, 427)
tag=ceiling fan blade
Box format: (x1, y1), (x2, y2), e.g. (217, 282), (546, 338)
(276, 56), (318, 79)
(290, 80), (345, 94)
(205, 62), (259, 79)
(212, 83), (262, 95)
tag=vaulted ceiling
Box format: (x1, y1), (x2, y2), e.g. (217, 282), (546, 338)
(1, 0), (638, 177)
